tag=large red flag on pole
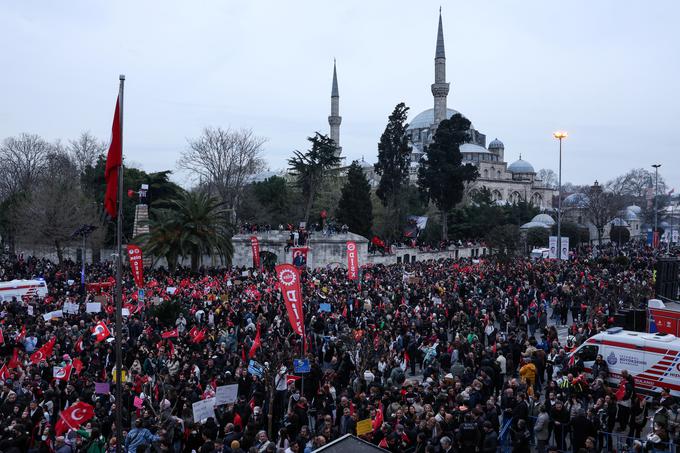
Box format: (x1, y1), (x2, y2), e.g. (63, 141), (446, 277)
(250, 236), (261, 269)
(275, 264), (304, 336)
(104, 97), (122, 219)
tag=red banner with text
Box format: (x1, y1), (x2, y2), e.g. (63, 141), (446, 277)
(346, 241), (358, 280)
(127, 244), (144, 288)
(250, 236), (260, 268)
(275, 264), (304, 336)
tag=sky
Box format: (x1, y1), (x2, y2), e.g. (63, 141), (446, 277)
(1, 0), (679, 189)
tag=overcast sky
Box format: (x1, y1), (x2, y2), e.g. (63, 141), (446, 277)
(2, 0), (679, 189)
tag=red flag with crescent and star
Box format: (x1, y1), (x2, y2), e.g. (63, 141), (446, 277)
(91, 321), (111, 343)
(55, 402), (95, 435)
(30, 337), (56, 364)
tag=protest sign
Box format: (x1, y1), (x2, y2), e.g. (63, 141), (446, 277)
(86, 303), (101, 313)
(192, 398), (216, 423)
(214, 384), (238, 406)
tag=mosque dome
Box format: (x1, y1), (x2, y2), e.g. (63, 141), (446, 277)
(508, 157), (535, 174)
(407, 108), (462, 130)
(531, 214), (556, 226)
(626, 205), (642, 215)
(460, 143), (492, 154)
(520, 221), (551, 230)
(610, 218), (630, 227)
(488, 138), (504, 149)
(563, 193), (590, 208)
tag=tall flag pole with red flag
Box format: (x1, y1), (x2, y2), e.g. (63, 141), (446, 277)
(104, 75), (125, 453)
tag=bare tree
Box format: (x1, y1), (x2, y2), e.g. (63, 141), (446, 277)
(584, 182), (626, 246)
(0, 133), (52, 201)
(69, 131), (107, 175)
(178, 127), (267, 218)
(14, 150), (93, 262)
(536, 168), (558, 189)
(606, 167), (666, 201)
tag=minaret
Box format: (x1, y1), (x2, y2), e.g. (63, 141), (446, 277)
(328, 59), (342, 157)
(431, 9), (450, 125)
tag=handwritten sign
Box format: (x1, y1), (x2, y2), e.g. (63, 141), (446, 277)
(192, 398), (216, 423)
(214, 384), (238, 406)
(86, 303), (101, 313)
(43, 310), (63, 321)
(63, 302), (79, 314)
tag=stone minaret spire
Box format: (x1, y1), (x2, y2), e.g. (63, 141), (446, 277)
(431, 9), (450, 125)
(328, 59), (342, 157)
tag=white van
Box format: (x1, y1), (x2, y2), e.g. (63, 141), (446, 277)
(571, 327), (680, 397)
(0, 279), (49, 302)
(530, 248), (550, 259)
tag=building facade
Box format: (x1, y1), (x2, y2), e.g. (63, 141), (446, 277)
(405, 11), (555, 209)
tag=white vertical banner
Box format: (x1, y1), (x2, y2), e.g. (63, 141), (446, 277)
(548, 236), (558, 259)
(561, 237), (570, 260)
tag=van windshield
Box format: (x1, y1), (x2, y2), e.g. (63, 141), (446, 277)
(578, 345), (598, 362)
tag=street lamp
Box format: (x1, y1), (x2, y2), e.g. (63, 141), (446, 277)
(652, 163), (662, 247)
(553, 131), (568, 259)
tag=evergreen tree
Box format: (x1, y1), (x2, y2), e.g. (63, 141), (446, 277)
(417, 114), (478, 239)
(288, 133), (342, 224)
(336, 161), (373, 238)
(374, 103), (412, 240)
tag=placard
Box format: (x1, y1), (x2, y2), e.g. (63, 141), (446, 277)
(356, 418), (373, 436)
(247, 360), (264, 378)
(122, 308), (130, 317)
(63, 302), (79, 314)
(192, 398), (216, 423)
(166, 287), (177, 295)
(27, 306), (34, 316)
(86, 303), (101, 313)
(133, 396), (144, 409)
(43, 310), (63, 321)
(318, 303), (332, 313)
(548, 236), (558, 259)
(94, 295), (107, 304)
(94, 382), (110, 394)
(214, 384), (238, 406)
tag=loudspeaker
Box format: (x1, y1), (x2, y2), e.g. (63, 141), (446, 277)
(656, 258), (680, 301)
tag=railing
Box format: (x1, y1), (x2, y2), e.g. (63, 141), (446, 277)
(498, 418), (514, 453)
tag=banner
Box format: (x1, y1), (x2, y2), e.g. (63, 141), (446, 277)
(561, 237), (570, 260)
(127, 244), (144, 287)
(192, 398), (216, 423)
(291, 247), (308, 267)
(346, 241), (359, 281)
(250, 236), (260, 269)
(548, 236), (558, 259)
(275, 264), (304, 336)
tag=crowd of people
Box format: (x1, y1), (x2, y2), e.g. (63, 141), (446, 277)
(0, 241), (673, 453)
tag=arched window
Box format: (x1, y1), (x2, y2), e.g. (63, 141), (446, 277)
(492, 190), (503, 201)
(497, 170), (502, 179)
(483, 169), (488, 178)
(510, 191), (522, 204)
(531, 192), (543, 206)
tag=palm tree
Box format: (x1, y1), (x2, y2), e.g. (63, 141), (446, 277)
(141, 191), (233, 271)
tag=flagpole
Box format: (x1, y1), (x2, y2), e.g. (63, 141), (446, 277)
(115, 74), (125, 453)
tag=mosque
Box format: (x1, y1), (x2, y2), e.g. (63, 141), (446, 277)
(325, 11), (556, 209)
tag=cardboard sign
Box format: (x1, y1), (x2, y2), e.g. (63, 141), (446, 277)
(192, 398), (216, 423)
(63, 302), (79, 314)
(214, 384), (238, 406)
(86, 303), (101, 313)
(43, 310), (63, 321)
(356, 418), (373, 436)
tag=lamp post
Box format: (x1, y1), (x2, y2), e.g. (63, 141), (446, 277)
(652, 163), (661, 248)
(553, 131), (568, 259)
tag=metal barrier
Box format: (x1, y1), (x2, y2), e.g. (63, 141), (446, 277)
(599, 430), (676, 453)
(498, 418), (514, 453)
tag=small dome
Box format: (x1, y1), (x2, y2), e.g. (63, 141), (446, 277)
(626, 205), (642, 215)
(358, 157), (372, 169)
(407, 108), (462, 130)
(488, 138), (504, 149)
(531, 213), (556, 226)
(508, 157), (535, 174)
(563, 193), (590, 208)
(520, 221), (551, 230)
(610, 218), (630, 227)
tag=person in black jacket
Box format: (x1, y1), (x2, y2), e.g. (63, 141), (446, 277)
(481, 420), (498, 453)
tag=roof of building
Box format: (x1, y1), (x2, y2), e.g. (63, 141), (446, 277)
(563, 193), (590, 208)
(531, 213), (556, 225)
(520, 221), (551, 230)
(313, 434), (388, 452)
(408, 108), (461, 130)
(460, 143), (492, 154)
(488, 138), (504, 149)
(508, 157), (535, 174)
(435, 11), (445, 59)
(610, 218), (630, 227)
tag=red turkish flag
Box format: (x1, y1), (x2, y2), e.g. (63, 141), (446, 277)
(30, 337), (56, 364)
(15, 325), (26, 343)
(55, 402), (95, 435)
(161, 328), (179, 339)
(53, 364), (73, 381)
(249, 324), (261, 358)
(91, 321), (111, 343)
(104, 96), (122, 219)
(72, 359), (84, 375)
(275, 264), (304, 336)
(0, 328), (4, 345)
(346, 241), (359, 281)
(8, 348), (19, 369)
(0, 364), (10, 380)
(127, 244), (144, 287)
(188, 326), (206, 344)
(286, 375), (301, 386)
(74, 337), (84, 353)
